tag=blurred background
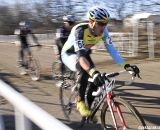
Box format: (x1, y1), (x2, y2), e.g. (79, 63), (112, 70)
(0, 0), (159, 34)
(0, 0), (160, 58)
(0, 1), (160, 130)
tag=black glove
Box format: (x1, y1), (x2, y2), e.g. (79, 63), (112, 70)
(124, 64), (141, 78)
(88, 68), (105, 86)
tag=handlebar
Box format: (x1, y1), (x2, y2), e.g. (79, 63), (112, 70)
(91, 69), (136, 96)
(105, 70), (134, 78)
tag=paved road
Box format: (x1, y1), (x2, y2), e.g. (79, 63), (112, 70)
(0, 43), (160, 130)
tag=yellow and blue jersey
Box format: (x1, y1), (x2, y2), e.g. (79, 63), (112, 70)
(62, 22), (125, 65)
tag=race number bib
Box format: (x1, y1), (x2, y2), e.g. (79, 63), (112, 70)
(74, 40), (84, 51)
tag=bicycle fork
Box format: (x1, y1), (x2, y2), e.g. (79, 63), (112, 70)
(106, 93), (127, 130)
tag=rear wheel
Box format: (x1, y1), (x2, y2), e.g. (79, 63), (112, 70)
(17, 59), (28, 75)
(52, 61), (62, 80)
(28, 58), (40, 81)
(101, 96), (147, 130)
(59, 80), (81, 122)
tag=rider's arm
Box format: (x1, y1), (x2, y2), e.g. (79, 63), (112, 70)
(74, 26), (105, 86)
(74, 27), (91, 71)
(56, 28), (63, 42)
(102, 28), (126, 66)
(29, 30), (39, 45)
(56, 27), (68, 43)
(54, 28), (66, 57)
(55, 28), (65, 53)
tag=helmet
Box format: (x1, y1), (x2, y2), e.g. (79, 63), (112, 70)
(89, 7), (110, 23)
(19, 21), (31, 30)
(63, 15), (76, 23)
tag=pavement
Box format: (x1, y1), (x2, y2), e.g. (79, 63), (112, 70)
(0, 43), (160, 130)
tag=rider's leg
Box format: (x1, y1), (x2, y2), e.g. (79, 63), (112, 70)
(18, 46), (25, 66)
(19, 49), (24, 60)
(56, 40), (66, 74)
(60, 54), (66, 74)
(61, 53), (78, 72)
(25, 47), (32, 61)
(81, 53), (96, 108)
(77, 69), (89, 102)
(86, 82), (97, 108)
(76, 52), (95, 117)
(61, 52), (91, 116)
(76, 70), (91, 117)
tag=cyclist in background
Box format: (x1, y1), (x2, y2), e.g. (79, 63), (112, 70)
(61, 7), (140, 117)
(16, 20), (40, 73)
(53, 15), (76, 75)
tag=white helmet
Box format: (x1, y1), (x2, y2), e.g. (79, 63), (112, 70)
(89, 6), (110, 23)
(63, 15), (76, 23)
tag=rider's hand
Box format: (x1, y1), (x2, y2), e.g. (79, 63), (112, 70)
(124, 64), (141, 78)
(88, 68), (105, 86)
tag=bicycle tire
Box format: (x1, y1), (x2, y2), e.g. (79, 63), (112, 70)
(28, 58), (40, 81)
(59, 81), (81, 122)
(101, 96), (147, 130)
(52, 61), (62, 80)
(52, 61), (75, 80)
(17, 58), (28, 75)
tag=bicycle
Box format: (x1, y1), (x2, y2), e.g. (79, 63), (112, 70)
(59, 68), (147, 130)
(51, 59), (76, 87)
(17, 45), (41, 81)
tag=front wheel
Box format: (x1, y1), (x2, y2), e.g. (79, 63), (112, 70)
(101, 96), (147, 130)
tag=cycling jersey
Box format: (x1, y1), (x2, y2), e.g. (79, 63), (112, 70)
(17, 28), (39, 66)
(61, 22), (125, 107)
(54, 26), (72, 74)
(56, 26), (71, 45)
(18, 29), (31, 48)
(61, 22), (125, 65)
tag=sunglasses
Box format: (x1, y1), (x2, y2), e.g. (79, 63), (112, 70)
(97, 22), (107, 26)
(96, 22), (107, 26)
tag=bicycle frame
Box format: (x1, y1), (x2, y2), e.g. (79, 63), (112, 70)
(105, 91), (127, 130)
(63, 69), (139, 129)
(88, 70), (135, 129)
(87, 81), (127, 130)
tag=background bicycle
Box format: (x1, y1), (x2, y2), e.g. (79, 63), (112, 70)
(17, 45), (41, 81)
(59, 68), (147, 130)
(51, 59), (76, 87)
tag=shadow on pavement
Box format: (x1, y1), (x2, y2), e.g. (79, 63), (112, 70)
(115, 80), (160, 126)
(58, 118), (103, 130)
(1, 115), (41, 130)
(0, 72), (22, 93)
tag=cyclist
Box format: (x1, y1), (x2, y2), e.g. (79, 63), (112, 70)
(54, 15), (76, 75)
(16, 20), (40, 74)
(61, 6), (139, 117)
